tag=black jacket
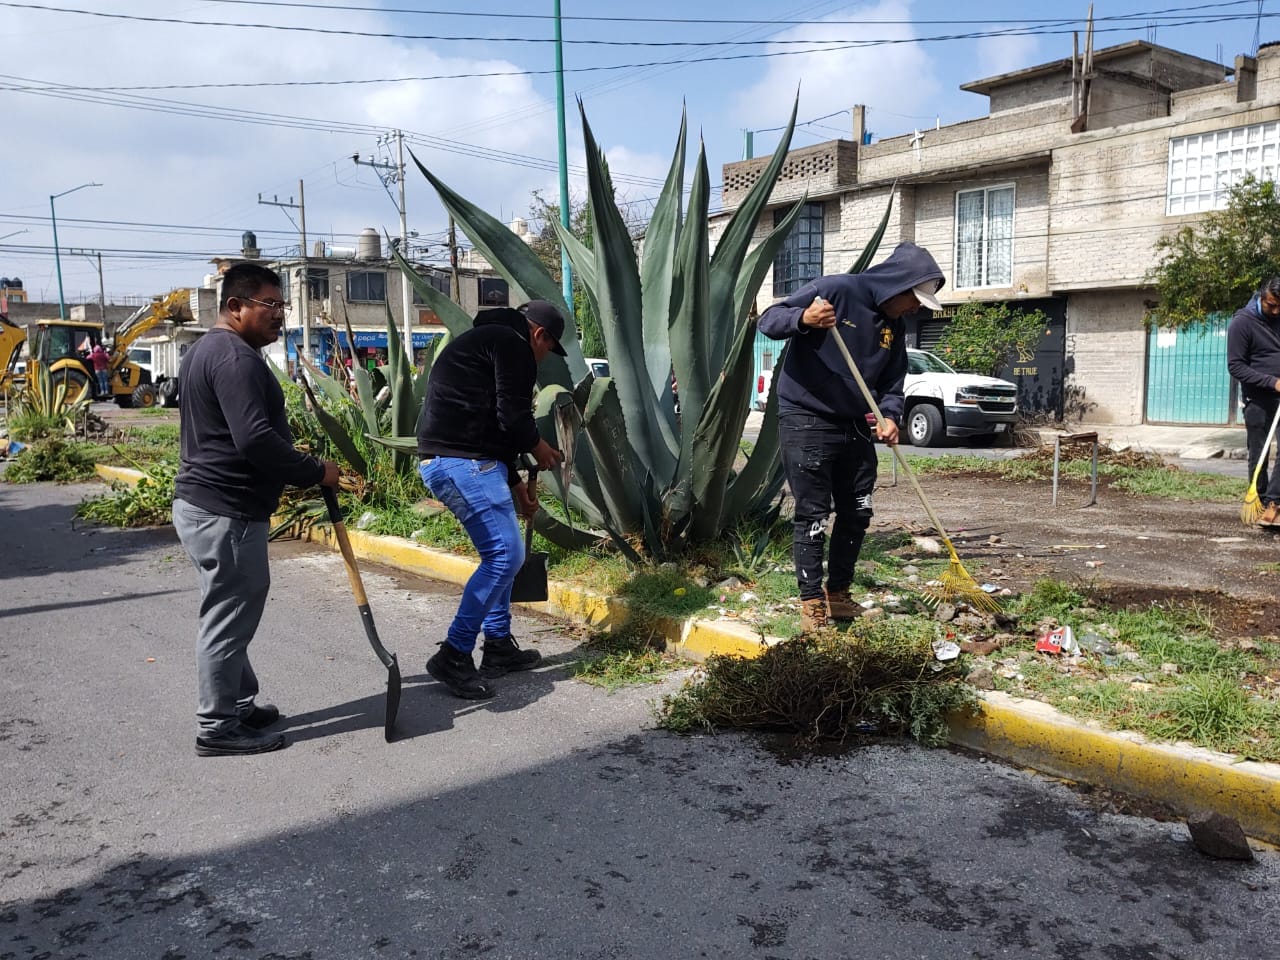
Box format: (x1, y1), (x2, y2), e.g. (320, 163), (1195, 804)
(1227, 296), (1280, 406)
(417, 308), (540, 483)
(758, 241), (943, 424)
(174, 327), (324, 521)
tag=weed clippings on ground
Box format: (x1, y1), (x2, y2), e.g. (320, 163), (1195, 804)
(572, 621), (688, 692)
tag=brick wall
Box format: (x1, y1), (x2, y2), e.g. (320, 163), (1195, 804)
(1065, 289), (1151, 424)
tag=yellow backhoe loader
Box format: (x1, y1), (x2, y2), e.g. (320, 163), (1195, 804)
(21, 289), (193, 410)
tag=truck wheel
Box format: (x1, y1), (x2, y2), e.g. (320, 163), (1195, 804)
(132, 384), (158, 408)
(157, 379), (179, 408)
(907, 404), (943, 447)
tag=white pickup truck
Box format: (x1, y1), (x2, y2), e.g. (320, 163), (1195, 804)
(903, 348), (1018, 446)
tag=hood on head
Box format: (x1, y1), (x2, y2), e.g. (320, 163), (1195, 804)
(861, 241), (946, 309)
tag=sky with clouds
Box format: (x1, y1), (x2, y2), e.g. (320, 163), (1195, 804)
(0, 0), (1271, 305)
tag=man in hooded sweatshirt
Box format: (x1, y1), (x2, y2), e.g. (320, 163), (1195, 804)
(417, 301), (565, 699)
(1227, 277), (1280, 526)
(759, 241), (945, 630)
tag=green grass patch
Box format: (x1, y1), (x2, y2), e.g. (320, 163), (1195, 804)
(572, 622), (688, 692)
(3, 437), (96, 483)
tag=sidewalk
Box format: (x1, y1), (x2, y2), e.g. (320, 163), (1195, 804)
(1035, 422), (1249, 461)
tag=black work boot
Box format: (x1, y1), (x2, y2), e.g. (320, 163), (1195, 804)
(426, 643), (495, 700)
(480, 635), (542, 678)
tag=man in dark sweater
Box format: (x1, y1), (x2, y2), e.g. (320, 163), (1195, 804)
(417, 301), (564, 699)
(759, 241), (944, 631)
(173, 263), (339, 756)
(1228, 277), (1280, 525)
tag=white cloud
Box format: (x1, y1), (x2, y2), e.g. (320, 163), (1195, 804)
(732, 0), (940, 143)
(0, 2), (567, 299)
(974, 32), (1043, 80)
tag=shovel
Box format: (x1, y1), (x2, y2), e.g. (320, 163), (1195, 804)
(321, 486), (402, 742)
(510, 468), (549, 604)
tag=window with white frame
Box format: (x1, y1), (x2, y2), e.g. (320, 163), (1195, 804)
(1166, 122), (1280, 215)
(955, 185), (1014, 289)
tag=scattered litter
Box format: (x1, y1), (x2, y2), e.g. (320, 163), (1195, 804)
(1209, 537), (1247, 544)
(145, 657), (156, 663)
(853, 721), (881, 734)
(1036, 625), (1077, 656)
(1079, 632), (1114, 655)
(980, 583), (999, 593)
(1085, 560), (1105, 569)
(932, 639), (961, 661)
(739, 591), (757, 602)
(673, 587), (687, 596)
(1130, 681), (1154, 692)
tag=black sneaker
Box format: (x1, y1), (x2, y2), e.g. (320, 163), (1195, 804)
(426, 643), (495, 700)
(241, 703), (281, 729)
(195, 724), (287, 757)
(480, 635), (541, 678)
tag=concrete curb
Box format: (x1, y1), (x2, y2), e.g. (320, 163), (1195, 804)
(93, 465), (1280, 843)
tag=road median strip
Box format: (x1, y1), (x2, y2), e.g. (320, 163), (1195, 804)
(93, 463), (1280, 843)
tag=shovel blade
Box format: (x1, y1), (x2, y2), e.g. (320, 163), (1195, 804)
(510, 551), (549, 603)
(384, 654), (402, 742)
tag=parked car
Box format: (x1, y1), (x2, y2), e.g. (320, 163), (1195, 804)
(903, 348), (1018, 447)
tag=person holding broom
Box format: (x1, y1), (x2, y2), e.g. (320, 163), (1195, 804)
(1228, 278), (1280, 527)
(758, 242), (945, 631)
(416, 301), (565, 700)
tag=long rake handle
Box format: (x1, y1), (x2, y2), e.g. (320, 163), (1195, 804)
(1248, 402), (1280, 490)
(826, 321), (959, 560)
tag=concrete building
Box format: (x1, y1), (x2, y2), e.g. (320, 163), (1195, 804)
(720, 39), (1280, 427)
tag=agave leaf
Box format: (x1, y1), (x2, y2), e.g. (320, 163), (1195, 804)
(579, 376), (653, 534)
(298, 372), (368, 477)
(530, 508), (605, 551)
(668, 141), (713, 484)
(708, 95), (799, 361)
(687, 311), (760, 541)
(579, 100), (679, 488)
(848, 187), (896, 274)
(732, 198), (807, 330)
(367, 435), (419, 455)
(639, 109), (687, 400)
(725, 344), (787, 518)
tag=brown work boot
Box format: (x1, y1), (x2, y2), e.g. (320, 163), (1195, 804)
(800, 597), (829, 632)
(1261, 503), (1280, 526)
(826, 587), (862, 620)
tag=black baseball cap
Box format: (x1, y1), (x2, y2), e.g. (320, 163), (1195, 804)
(521, 300), (567, 356)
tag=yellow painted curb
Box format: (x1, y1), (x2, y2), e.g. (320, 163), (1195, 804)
(952, 692), (1280, 844)
(95, 464), (147, 485)
(90, 462), (1280, 842)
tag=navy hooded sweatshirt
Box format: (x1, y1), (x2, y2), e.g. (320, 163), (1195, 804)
(417, 307), (541, 484)
(1227, 295), (1280, 406)
(758, 241), (944, 424)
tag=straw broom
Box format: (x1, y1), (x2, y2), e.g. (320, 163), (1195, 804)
(1241, 403), (1280, 524)
(825, 317), (1000, 613)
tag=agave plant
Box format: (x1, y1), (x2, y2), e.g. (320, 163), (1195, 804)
(401, 99), (891, 559)
(17, 359), (94, 430)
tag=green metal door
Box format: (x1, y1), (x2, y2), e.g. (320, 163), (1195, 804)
(1145, 317), (1236, 424)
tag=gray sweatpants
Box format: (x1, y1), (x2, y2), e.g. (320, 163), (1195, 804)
(172, 498), (271, 736)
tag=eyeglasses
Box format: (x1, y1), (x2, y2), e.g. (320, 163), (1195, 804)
(239, 296), (292, 314)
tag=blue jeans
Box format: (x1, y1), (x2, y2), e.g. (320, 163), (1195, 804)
(419, 457), (524, 652)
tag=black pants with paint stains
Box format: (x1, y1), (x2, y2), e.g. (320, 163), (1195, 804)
(779, 411), (878, 601)
(1244, 397), (1280, 507)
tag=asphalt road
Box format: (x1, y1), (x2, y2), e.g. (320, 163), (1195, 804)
(2, 479), (1276, 960)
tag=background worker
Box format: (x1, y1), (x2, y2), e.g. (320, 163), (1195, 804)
(89, 342), (110, 398)
(759, 241), (945, 631)
(417, 301), (565, 700)
(173, 263), (340, 757)
(1227, 277), (1280, 526)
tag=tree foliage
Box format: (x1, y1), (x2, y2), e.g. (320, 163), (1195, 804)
(1146, 175), (1280, 329)
(935, 302), (1047, 377)
(526, 190), (606, 357)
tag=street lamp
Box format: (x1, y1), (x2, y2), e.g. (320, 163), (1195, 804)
(50, 182), (102, 320)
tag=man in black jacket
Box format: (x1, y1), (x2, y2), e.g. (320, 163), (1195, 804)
(759, 241), (944, 630)
(173, 263), (340, 757)
(1228, 277), (1280, 525)
(417, 301), (564, 699)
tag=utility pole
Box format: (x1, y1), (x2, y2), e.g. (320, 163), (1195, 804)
(68, 247), (107, 327)
(258, 186), (309, 361)
(554, 0), (574, 313)
(354, 131), (413, 361)
(448, 216), (460, 304)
